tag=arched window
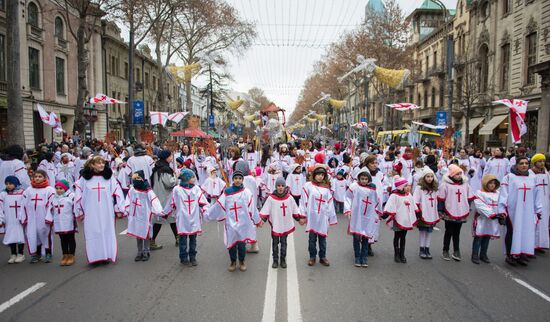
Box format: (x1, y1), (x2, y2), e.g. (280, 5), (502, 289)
(28, 2), (39, 27)
(478, 44), (489, 92)
(55, 17), (64, 39)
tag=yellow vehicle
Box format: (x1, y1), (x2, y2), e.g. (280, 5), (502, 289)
(376, 129), (441, 147)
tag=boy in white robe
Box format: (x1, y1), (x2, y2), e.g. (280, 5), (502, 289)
(0, 176), (26, 263)
(164, 169), (208, 266)
(331, 169), (348, 215)
(123, 171), (163, 262)
(234, 161), (261, 253)
(344, 168), (380, 267)
(286, 164), (305, 205)
(23, 170), (56, 263)
(471, 175), (502, 264)
(204, 169), (263, 272)
(529, 153), (550, 253)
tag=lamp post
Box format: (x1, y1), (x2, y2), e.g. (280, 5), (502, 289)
(83, 103), (98, 140)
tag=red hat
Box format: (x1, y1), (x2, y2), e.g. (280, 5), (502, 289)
(314, 152), (325, 164)
(393, 161), (403, 173)
(183, 159), (193, 168)
(334, 143), (341, 151)
(394, 176), (408, 190)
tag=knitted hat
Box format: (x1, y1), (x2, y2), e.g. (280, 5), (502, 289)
(179, 169), (195, 183)
(176, 156), (184, 165)
(232, 170), (244, 180)
(531, 153), (546, 164)
(334, 143), (341, 151)
(447, 164), (463, 177)
(235, 161), (250, 176)
(183, 159), (193, 168)
(393, 161), (403, 173)
(337, 168), (346, 176)
(314, 152), (325, 164)
(356, 167), (372, 182)
(394, 176), (408, 190)
(4, 175), (21, 187)
(255, 166), (262, 177)
(55, 179), (70, 191)
(275, 177), (286, 187)
(158, 149), (171, 160)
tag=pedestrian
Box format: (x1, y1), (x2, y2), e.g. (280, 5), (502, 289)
(22, 169), (56, 263)
(163, 169), (208, 266)
(74, 156), (124, 264)
(286, 164), (305, 206)
(383, 176), (418, 264)
(529, 153), (549, 253)
(471, 175), (502, 264)
(259, 177), (300, 269)
(300, 164), (337, 267)
(123, 171), (163, 262)
(204, 168), (262, 272)
(438, 164), (474, 261)
(413, 168), (439, 259)
(46, 180), (77, 266)
(331, 169), (348, 215)
(498, 156), (543, 266)
(344, 168), (380, 267)
(0, 176), (26, 263)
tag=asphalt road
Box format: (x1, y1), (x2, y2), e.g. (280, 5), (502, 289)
(1, 214), (550, 321)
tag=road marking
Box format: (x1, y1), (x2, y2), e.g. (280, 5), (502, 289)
(287, 233), (302, 322)
(119, 229), (127, 235)
(0, 282), (46, 314)
(261, 243), (277, 322)
(492, 264), (550, 303)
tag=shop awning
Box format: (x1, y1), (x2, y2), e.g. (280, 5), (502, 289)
(479, 114), (508, 135)
(468, 117), (485, 134)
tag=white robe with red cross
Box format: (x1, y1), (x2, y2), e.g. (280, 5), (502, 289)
(201, 177), (226, 199)
(331, 177), (348, 203)
(383, 192), (419, 230)
(286, 173), (306, 197)
(45, 192), (77, 234)
(483, 157), (510, 182)
(74, 176), (124, 263)
(123, 188), (163, 239)
(530, 170), (550, 249)
(22, 186), (56, 254)
(264, 172), (283, 193)
(438, 176), (474, 221)
(498, 173), (543, 256)
(0, 159), (31, 190)
(344, 183), (381, 240)
(413, 187), (440, 226)
(204, 188), (261, 249)
(164, 185), (208, 235)
(0, 190), (26, 245)
(300, 182), (337, 236)
(472, 190), (500, 238)
(259, 194), (300, 236)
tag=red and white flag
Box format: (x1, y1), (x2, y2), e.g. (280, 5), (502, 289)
(386, 103), (420, 111)
(36, 103), (51, 123)
(150, 111), (169, 126)
(37, 104), (63, 133)
(89, 93), (126, 104)
(493, 99), (528, 144)
(168, 112), (189, 124)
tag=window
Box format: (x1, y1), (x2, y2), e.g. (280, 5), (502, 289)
(417, 93), (421, 105)
(55, 57), (65, 95)
(112, 91), (117, 112)
(501, 43), (510, 91)
(456, 77), (463, 104)
(439, 85), (445, 106)
(433, 51), (437, 68)
(110, 56), (116, 75)
(145, 72), (149, 88)
(152, 76), (157, 90)
(0, 34), (5, 82)
(478, 44), (489, 92)
(480, 1), (489, 20)
(0, 0), (5, 11)
(502, 0), (510, 16)
(525, 33), (537, 85)
(28, 47), (40, 89)
(423, 88), (428, 108)
(425, 55), (429, 75)
(431, 87), (436, 107)
(27, 2), (39, 27)
(124, 62), (129, 79)
(136, 68), (141, 83)
(54, 17), (64, 39)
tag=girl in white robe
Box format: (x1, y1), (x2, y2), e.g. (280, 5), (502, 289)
(74, 156), (124, 264)
(201, 166), (226, 203)
(471, 175), (502, 264)
(46, 180), (77, 266)
(483, 147), (510, 181)
(331, 169), (348, 215)
(413, 168), (439, 259)
(286, 164), (305, 205)
(0, 176), (26, 263)
(23, 170), (56, 263)
(344, 168), (381, 267)
(529, 153), (550, 253)
(56, 153), (76, 188)
(468, 151), (485, 192)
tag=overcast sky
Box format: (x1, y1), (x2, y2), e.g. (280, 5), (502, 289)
(224, 0), (457, 115)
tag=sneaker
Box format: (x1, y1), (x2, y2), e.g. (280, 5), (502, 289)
(30, 255), (40, 264)
(280, 258), (287, 269)
(8, 255), (16, 264)
(307, 258), (316, 266)
(442, 250), (451, 261)
(44, 254), (52, 263)
(354, 258), (361, 267)
(239, 261), (247, 272)
(150, 240), (163, 251)
(141, 253), (150, 261)
(319, 258), (330, 267)
(190, 258), (197, 266)
(451, 250), (462, 261)
(362, 262), (369, 268)
(135, 254), (143, 262)
(15, 254), (25, 263)
(272, 261), (279, 269)
(180, 259), (190, 266)
(420, 247), (427, 259)
(247, 243), (259, 253)
(471, 254), (480, 264)
(228, 261), (237, 272)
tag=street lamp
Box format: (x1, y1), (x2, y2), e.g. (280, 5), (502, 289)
(83, 103), (97, 139)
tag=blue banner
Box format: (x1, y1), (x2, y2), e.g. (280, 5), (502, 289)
(133, 101), (144, 124)
(435, 111), (446, 134)
(208, 114), (215, 127)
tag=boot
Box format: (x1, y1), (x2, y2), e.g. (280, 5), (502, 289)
(247, 242), (259, 253)
(425, 247), (432, 259)
(141, 253), (150, 262)
(516, 255), (528, 266)
(419, 247), (427, 259)
(272, 260), (279, 269)
(190, 258), (197, 266)
(394, 247), (401, 263)
(239, 261), (247, 271)
(150, 240), (163, 250)
(399, 247), (407, 263)
(66, 255), (75, 266)
(319, 258), (330, 266)
(307, 258), (316, 266)
(280, 257), (287, 269)
(60, 254), (68, 266)
(471, 254), (480, 264)
(228, 261), (237, 272)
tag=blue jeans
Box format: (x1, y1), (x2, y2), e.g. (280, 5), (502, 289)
(353, 235), (369, 263)
(179, 234), (197, 262)
(229, 241), (246, 262)
(308, 232), (327, 259)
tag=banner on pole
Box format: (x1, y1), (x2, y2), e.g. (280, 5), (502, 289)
(133, 101), (144, 124)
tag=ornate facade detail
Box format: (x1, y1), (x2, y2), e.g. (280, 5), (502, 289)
(525, 16), (538, 34)
(500, 30), (511, 46)
(478, 28), (490, 47)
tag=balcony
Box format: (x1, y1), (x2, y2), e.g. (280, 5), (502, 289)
(414, 107), (435, 120)
(55, 37), (68, 51)
(26, 23), (43, 41)
(0, 81), (6, 93)
(428, 65), (446, 77)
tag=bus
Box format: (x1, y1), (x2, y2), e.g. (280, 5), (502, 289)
(375, 129), (441, 148)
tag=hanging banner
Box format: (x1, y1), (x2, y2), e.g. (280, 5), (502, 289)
(133, 101), (144, 124)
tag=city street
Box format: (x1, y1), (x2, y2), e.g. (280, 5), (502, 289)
(2, 215), (550, 321)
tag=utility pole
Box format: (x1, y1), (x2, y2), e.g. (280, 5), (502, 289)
(127, 3), (135, 141)
(209, 64), (213, 116)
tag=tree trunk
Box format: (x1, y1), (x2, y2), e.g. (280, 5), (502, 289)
(6, 0), (25, 147)
(73, 17), (89, 136)
(186, 80), (193, 112)
(155, 41), (167, 140)
(464, 103), (471, 146)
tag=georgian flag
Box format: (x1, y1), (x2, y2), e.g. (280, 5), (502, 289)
(150, 111), (169, 126)
(37, 103), (63, 133)
(89, 93), (126, 104)
(37, 103), (51, 123)
(493, 99), (528, 144)
(385, 103), (420, 111)
(168, 112), (189, 124)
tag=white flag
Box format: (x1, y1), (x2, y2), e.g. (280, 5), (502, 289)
(90, 93), (126, 104)
(168, 112), (189, 124)
(36, 103), (50, 123)
(150, 111), (169, 126)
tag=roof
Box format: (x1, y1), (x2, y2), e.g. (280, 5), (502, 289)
(420, 0), (443, 10)
(366, 0), (385, 14)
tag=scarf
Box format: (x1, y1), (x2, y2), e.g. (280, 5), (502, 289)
(272, 188), (289, 198)
(31, 179), (50, 188)
(225, 184), (244, 194)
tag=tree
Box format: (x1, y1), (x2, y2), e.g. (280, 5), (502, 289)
(6, 0), (24, 146)
(248, 87), (270, 109)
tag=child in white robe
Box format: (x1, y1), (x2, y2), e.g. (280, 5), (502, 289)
(264, 163), (283, 193)
(344, 168), (380, 267)
(201, 166), (226, 203)
(300, 165), (337, 267)
(529, 153), (550, 253)
(383, 176), (418, 264)
(123, 171), (163, 262)
(204, 169), (262, 272)
(413, 168), (439, 259)
(331, 169), (348, 215)
(46, 180), (77, 266)
(286, 164), (305, 205)
(471, 175), (502, 264)
(0, 176), (26, 263)
(164, 169), (208, 266)
(260, 177), (300, 269)
(23, 170), (56, 263)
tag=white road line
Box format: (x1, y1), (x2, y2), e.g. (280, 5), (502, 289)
(0, 282), (46, 314)
(261, 243), (277, 322)
(492, 264), (550, 303)
(119, 229), (127, 235)
(286, 234), (303, 322)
